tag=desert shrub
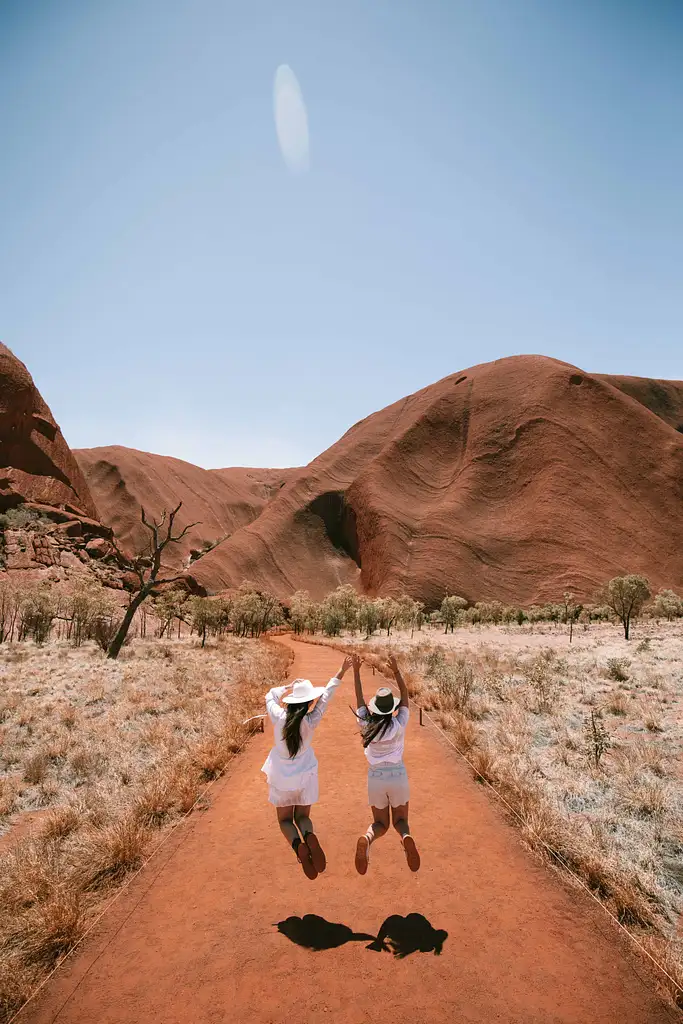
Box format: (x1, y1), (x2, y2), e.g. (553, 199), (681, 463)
(23, 751), (50, 786)
(17, 590), (58, 645)
(606, 690), (628, 716)
(652, 589), (683, 622)
(525, 653), (558, 713)
(585, 709), (611, 769)
(434, 656), (474, 714)
(0, 507), (48, 532)
(607, 657), (630, 682)
(440, 594), (467, 633)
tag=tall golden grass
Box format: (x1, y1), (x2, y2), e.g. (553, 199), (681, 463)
(0, 634), (291, 1022)
(294, 628), (683, 1009)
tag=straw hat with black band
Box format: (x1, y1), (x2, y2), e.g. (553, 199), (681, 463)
(367, 686), (401, 716)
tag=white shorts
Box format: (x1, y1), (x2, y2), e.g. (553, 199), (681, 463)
(367, 762), (410, 809)
(268, 774), (319, 808)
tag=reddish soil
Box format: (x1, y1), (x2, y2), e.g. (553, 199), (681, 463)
(74, 446), (297, 568)
(21, 639), (677, 1024)
(0, 344), (97, 519)
(185, 355), (683, 606)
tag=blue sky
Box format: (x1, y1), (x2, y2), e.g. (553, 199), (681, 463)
(1, 0), (682, 468)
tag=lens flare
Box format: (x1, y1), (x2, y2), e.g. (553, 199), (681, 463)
(273, 65), (310, 174)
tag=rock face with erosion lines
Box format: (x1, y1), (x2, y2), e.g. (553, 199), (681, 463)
(0, 343), (99, 519)
(184, 355), (683, 606)
(74, 446), (298, 569)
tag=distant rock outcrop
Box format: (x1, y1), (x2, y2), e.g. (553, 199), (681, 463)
(183, 356), (683, 606)
(6, 342), (682, 608)
(74, 446), (298, 568)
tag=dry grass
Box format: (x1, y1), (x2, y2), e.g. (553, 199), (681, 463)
(298, 621), (683, 1009)
(0, 633), (291, 1022)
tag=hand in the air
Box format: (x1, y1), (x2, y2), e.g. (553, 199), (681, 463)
(387, 654), (400, 676)
(351, 653), (362, 672)
(338, 656), (353, 678)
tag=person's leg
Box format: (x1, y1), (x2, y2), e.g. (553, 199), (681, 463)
(355, 804), (389, 875)
(295, 804), (326, 873)
(276, 805), (300, 846)
(392, 802), (420, 872)
(277, 805), (317, 879)
(293, 804), (313, 838)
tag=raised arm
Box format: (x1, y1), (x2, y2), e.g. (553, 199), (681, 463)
(352, 653), (366, 710)
(388, 654), (409, 709)
(306, 656), (352, 727)
(265, 683), (291, 723)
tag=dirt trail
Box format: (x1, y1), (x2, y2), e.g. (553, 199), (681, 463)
(21, 639), (677, 1024)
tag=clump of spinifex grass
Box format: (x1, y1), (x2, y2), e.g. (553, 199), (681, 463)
(298, 623), (683, 1008)
(0, 634), (291, 1023)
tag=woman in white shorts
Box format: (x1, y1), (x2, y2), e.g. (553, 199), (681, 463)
(262, 656), (351, 880)
(352, 653), (420, 875)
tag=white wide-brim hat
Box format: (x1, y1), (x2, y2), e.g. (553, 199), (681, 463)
(368, 686), (401, 716)
(282, 678), (327, 704)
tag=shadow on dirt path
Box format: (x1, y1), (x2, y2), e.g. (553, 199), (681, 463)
(275, 911), (447, 958)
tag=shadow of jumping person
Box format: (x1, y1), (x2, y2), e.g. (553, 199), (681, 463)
(367, 914), (448, 958)
(276, 915), (376, 951)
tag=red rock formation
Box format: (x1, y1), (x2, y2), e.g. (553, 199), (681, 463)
(594, 373), (683, 433)
(74, 446), (297, 568)
(0, 343), (99, 519)
(185, 355), (683, 606)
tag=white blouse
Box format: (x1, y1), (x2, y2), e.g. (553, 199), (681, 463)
(261, 678), (341, 789)
(357, 705), (409, 765)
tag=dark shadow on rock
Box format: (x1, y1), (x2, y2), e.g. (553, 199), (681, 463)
(367, 914), (448, 959)
(275, 915), (375, 951)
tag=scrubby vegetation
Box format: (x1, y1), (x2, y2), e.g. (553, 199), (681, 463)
(0, 602), (291, 1022)
(293, 603), (683, 1008)
(283, 576), (682, 641)
(1, 557), (682, 1014)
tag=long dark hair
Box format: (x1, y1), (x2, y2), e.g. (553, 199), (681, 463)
(357, 710), (394, 749)
(283, 701), (312, 758)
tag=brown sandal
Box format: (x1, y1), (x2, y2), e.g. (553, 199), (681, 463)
(305, 832), (326, 873)
(355, 836), (370, 875)
(402, 835), (421, 872)
(296, 841), (318, 880)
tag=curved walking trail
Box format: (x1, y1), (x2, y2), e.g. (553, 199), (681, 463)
(21, 639), (677, 1024)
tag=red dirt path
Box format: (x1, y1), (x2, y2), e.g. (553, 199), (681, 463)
(21, 639), (677, 1024)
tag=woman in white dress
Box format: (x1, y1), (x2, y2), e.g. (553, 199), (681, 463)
(262, 656), (352, 880)
(352, 653), (420, 875)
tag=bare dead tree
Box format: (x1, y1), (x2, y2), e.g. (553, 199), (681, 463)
(107, 503), (213, 659)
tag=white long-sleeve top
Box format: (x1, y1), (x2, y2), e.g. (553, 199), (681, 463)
(357, 705), (410, 765)
(260, 678), (341, 789)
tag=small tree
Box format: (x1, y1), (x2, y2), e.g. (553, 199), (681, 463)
(357, 597), (381, 638)
(108, 503), (216, 659)
(289, 590), (312, 635)
(562, 591), (582, 643)
(652, 589), (683, 622)
(606, 575), (651, 640)
(440, 594), (467, 633)
(376, 597), (401, 637)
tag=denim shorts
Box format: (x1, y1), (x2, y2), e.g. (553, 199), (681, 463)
(367, 762), (410, 809)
